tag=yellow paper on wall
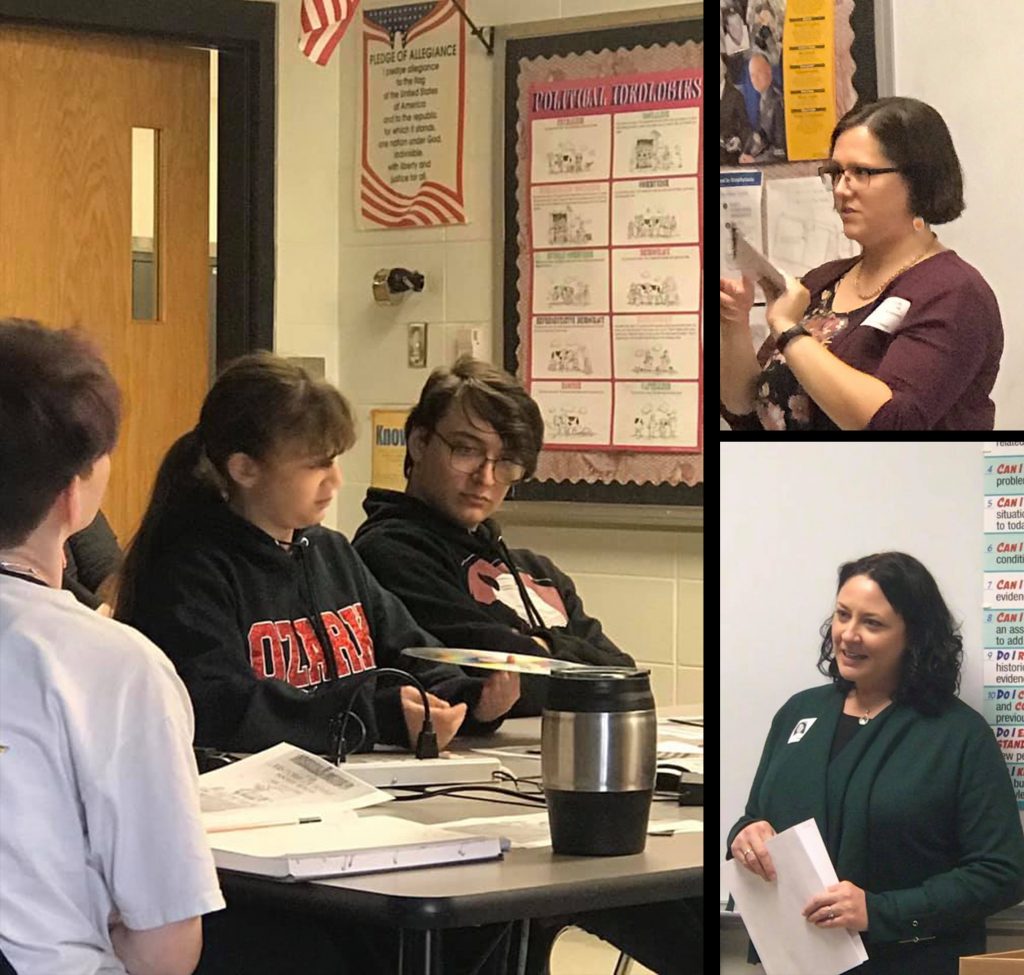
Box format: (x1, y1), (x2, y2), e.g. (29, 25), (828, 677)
(370, 409), (411, 491)
(782, 0), (836, 161)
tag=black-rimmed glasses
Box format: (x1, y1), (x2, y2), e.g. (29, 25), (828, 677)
(432, 431), (526, 485)
(818, 162), (900, 191)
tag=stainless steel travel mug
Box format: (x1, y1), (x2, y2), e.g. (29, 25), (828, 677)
(541, 668), (657, 856)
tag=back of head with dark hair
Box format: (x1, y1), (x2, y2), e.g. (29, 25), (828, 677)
(403, 357), (544, 479)
(0, 319), (121, 548)
(830, 97), (964, 225)
(817, 551), (963, 714)
(116, 351), (355, 619)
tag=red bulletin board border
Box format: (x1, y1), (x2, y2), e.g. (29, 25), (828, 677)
(501, 18), (703, 504)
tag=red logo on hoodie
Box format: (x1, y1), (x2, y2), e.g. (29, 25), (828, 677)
(466, 558), (568, 626)
(248, 602), (376, 687)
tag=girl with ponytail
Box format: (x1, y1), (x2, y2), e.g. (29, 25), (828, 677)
(117, 352), (517, 756)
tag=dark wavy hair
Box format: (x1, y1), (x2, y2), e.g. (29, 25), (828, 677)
(817, 552), (963, 714)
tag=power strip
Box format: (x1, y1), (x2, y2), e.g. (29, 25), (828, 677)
(344, 755), (501, 787)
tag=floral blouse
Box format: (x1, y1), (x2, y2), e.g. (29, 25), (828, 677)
(753, 285), (848, 431)
(721, 251), (1003, 432)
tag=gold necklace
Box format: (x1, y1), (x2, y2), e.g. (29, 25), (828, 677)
(853, 236), (938, 301)
(852, 693), (891, 725)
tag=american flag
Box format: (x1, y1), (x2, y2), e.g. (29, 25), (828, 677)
(299, 0), (360, 67)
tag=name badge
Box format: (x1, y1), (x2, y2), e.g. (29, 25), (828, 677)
(862, 296), (911, 335)
(787, 718), (817, 743)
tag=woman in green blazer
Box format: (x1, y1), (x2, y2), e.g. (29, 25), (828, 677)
(727, 551), (1024, 975)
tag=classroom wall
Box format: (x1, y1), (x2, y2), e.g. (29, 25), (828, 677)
(265, 0), (701, 706)
(887, 0), (1024, 426)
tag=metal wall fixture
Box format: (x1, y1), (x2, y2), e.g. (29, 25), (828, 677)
(372, 267), (425, 306)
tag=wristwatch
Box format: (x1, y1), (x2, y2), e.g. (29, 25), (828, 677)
(775, 322), (811, 354)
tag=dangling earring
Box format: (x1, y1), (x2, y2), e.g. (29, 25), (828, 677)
(912, 216), (925, 233)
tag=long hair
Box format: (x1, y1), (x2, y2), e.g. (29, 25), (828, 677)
(817, 551), (963, 715)
(116, 352), (355, 619)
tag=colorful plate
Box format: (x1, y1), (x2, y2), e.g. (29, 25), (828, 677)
(401, 646), (593, 675)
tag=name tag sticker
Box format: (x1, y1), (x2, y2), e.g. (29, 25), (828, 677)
(862, 296), (911, 335)
(787, 718), (817, 743)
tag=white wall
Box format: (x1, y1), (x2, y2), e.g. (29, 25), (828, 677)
(264, 0), (701, 705)
(887, 1), (1022, 425)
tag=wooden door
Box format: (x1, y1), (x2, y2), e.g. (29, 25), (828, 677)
(0, 26), (210, 543)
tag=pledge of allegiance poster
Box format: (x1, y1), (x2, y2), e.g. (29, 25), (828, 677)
(526, 69), (703, 452)
(359, 2), (466, 228)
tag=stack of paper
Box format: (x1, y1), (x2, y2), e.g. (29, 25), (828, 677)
(199, 742), (392, 832)
(721, 819), (868, 975)
(200, 744), (508, 880)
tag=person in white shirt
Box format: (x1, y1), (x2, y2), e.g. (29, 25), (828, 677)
(0, 318), (225, 975)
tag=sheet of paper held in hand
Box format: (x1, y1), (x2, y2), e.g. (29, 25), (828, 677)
(199, 742), (393, 831)
(721, 819), (868, 975)
(730, 225), (787, 301)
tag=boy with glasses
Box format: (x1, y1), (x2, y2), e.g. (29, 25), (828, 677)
(353, 357), (635, 716)
(353, 358), (695, 974)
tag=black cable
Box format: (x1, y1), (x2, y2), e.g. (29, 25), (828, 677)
(387, 784), (548, 807)
(328, 667), (437, 764)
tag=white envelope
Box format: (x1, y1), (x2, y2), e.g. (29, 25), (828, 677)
(861, 296), (911, 335)
(722, 819), (869, 975)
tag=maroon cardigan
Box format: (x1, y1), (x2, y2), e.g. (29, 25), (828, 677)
(722, 251), (1003, 430)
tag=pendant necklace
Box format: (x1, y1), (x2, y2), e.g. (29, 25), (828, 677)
(856, 698), (890, 725)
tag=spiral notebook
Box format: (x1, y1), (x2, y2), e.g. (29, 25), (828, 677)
(211, 812), (508, 881)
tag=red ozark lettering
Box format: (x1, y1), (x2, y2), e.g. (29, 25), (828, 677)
(246, 603), (375, 688)
(339, 604), (376, 672)
(249, 621), (286, 681)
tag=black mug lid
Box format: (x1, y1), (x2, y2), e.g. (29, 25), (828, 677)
(545, 667), (654, 713)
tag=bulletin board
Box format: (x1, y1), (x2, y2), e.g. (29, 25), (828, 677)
(718, 0), (878, 406)
(499, 11), (703, 507)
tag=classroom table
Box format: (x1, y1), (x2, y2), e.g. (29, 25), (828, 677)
(213, 709), (702, 975)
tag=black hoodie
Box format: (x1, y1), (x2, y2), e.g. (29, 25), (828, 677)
(125, 498), (491, 753)
(352, 489), (635, 715)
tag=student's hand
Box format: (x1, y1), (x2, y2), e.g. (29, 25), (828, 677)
(720, 276), (755, 330)
(473, 668), (520, 722)
(803, 880), (869, 931)
(730, 820), (777, 881)
(400, 686), (467, 751)
(531, 635), (552, 653)
(765, 273), (811, 336)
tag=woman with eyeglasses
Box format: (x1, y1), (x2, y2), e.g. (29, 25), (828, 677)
(721, 97), (1003, 430)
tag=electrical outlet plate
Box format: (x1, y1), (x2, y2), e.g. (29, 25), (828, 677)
(407, 322), (427, 368)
